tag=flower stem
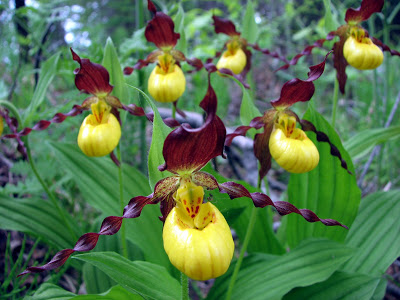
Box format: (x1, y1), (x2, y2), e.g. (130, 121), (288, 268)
(0, 100), (77, 241)
(116, 144), (128, 258)
(331, 78), (339, 127)
(181, 272), (189, 300)
(226, 205), (258, 300)
(172, 102), (177, 119)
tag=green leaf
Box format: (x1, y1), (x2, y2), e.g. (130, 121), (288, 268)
(209, 239), (354, 300)
(102, 38), (129, 103)
(126, 84), (172, 190)
(0, 195), (76, 248)
(342, 190), (400, 275)
(286, 104), (361, 248)
(344, 126), (400, 159)
(174, 5), (187, 55)
(283, 271), (381, 300)
(48, 142), (171, 271)
(242, 1), (259, 44)
(238, 81), (261, 126)
(26, 52), (60, 119)
(73, 285), (142, 300)
(27, 283), (142, 300)
(322, 0), (335, 32)
(26, 283), (75, 300)
(74, 252), (180, 300)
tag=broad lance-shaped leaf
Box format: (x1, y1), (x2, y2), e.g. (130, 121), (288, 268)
(0, 195), (77, 249)
(341, 190), (400, 276)
(74, 252), (180, 300)
(286, 104), (360, 248)
(208, 239), (354, 300)
(283, 271), (382, 300)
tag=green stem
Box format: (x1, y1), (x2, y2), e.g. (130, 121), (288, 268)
(116, 144), (128, 258)
(181, 272), (189, 300)
(0, 100), (77, 241)
(331, 78), (339, 127)
(172, 103), (177, 119)
(226, 205), (258, 300)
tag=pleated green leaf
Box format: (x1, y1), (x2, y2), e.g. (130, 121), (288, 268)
(26, 52), (60, 120)
(342, 190), (400, 275)
(242, 0), (259, 44)
(74, 252), (180, 300)
(48, 142), (171, 271)
(344, 126), (400, 159)
(208, 239), (353, 300)
(126, 84), (172, 190)
(0, 195), (76, 249)
(283, 271), (381, 300)
(27, 283), (142, 300)
(286, 104), (360, 248)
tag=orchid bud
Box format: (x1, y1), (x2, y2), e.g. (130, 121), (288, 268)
(148, 53), (186, 103)
(77, 101), (121, 157)
(163, 180), (234, 281)
(343, 29), (383, 70)
(269, 113), (319, 173)
(216, 47), (246, 75)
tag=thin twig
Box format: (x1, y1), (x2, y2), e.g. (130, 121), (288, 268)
(358, 90), (400, 187)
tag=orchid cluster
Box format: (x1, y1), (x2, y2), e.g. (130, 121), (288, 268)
(1, 0), (398, 297)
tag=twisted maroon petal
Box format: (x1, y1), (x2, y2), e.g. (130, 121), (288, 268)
(371, 38), (400, 57)
(121, 104), (180, 128)
(271, 52), (331, 108)
(212, 15), (240, 36)
(249, 43), (289, 65)
(219, 182), (348, 228)
(18, 188), (165, 277)
(0, 109), (27, 159)
(300, 119), (352, 175)
(204, 63), (250, 89)
(145, 0), (180, 48)
(225, 116), (264, 146)
(71, 49), (113, 96)
(345, 0), (384, 24)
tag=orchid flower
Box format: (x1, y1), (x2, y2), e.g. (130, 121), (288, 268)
(124, 0), (202, 105)
(277, 0), (400, 94)
(226, 53), (351, 179)
(18, 76), (347, 281)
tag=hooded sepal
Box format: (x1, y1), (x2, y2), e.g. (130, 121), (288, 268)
(300, 119), (352, 174)
(212, 15), (241, 37)
(218, 182), (348, 228)
(71, 49), (113, 97)
(159, 80), (226, 174)
(345, 0), (384, 24)
(271, 52), (331, 109)
(145, 0), (180, 49)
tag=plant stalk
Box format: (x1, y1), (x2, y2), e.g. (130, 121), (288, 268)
(116, 144), (128, 258)
(181, 272), (189, 300)
(331, 78), (339, 127)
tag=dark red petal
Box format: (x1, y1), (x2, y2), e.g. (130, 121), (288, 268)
(249, 43), (289, 65)
(212, 15), (241, 37)
(204, 63), (250, 89)
(332, 35), (348, 94)
(300, 119), (352, 174)
(159, 80), (226, 174)
(219, 182), (348, 228)
(254, 127), (273, 181)
(345, 0), (384, 24)
(144, 1), (180, 49)
(371, 37), (400, 57)
(271, 52), (331, 108)
(71, 49), (113, 96)
(121, 104), (180, 128)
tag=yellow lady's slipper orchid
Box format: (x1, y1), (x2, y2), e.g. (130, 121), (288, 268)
(216, 41), (247, 75)
(77, 100), (121, 157)
(343, 28), (384, 70)
(163, 179), (234, 281)
(148, 53), (186, 103)
(269, 113), (319, 173)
